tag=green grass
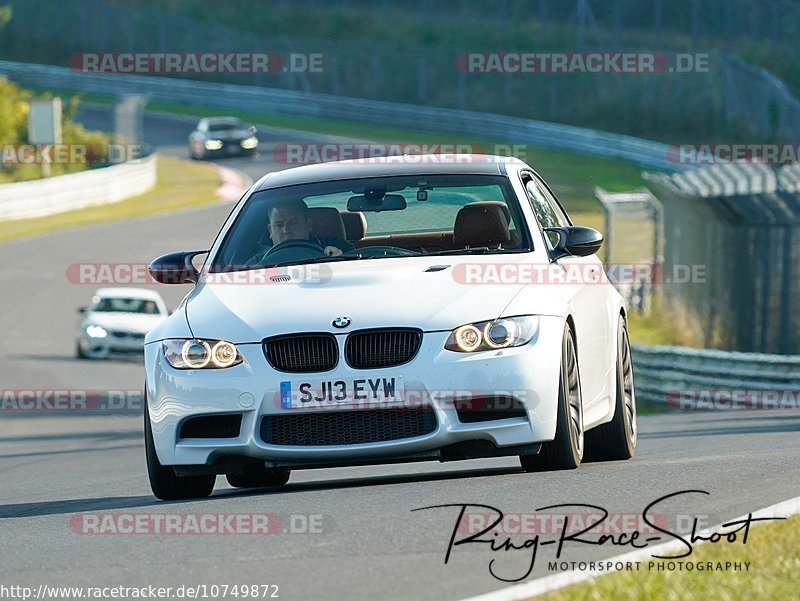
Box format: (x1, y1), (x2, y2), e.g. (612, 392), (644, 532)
(0, 156), (221, 243)
(533, 514), (800, 601)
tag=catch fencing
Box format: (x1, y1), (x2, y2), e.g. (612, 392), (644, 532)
(644, 163), (800, 355)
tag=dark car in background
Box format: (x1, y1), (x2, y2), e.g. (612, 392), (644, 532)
(188, 117), (259, 160)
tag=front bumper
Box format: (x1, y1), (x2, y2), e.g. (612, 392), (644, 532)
(80, 331), (145, 356)
(144, 315), (565, 468)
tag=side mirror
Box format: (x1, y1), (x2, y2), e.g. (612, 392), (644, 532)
(544, 226), (603, 260)
(77, 306), (87, 314)
(148, 250), (208, 284)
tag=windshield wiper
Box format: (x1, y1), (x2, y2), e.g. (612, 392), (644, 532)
(425, 247), (528, 256)
(268, 254), (364, 268)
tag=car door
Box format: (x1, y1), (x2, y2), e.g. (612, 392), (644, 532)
(521, 171), (612, 412)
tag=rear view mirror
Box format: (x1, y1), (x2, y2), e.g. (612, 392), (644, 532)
(347, 193), (407, 212)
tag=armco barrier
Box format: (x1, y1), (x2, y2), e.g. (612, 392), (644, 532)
(632, 344), (800, 406)
(0, 59), (679, 171)
(0, 154), (157, 220)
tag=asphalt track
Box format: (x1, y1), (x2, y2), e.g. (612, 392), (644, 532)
(1, 108), (799, 601)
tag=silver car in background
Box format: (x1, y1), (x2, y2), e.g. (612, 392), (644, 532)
(76, 288), (168, 359)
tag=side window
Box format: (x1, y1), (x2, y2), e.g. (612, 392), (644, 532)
(522, 174), (562, 248)
(533, 177), (569, 226)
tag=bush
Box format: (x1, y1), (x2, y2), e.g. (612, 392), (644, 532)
(0, 78), (112, 183)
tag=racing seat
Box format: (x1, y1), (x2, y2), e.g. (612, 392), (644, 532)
(453, 203), (511, 249)
(308, 207), (347, 240)
(339, 210), (368, 242)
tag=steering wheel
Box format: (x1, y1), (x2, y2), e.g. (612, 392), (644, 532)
(265, 240), (326, 255)
(245, 239), (326, 267)
(345, 245), (419, 258)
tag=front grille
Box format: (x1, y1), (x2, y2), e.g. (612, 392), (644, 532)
(261, 408), (437, 446)
(345, 329), (422, 369)
(264, 334), (338, 373)
(110, 331), (145, 340)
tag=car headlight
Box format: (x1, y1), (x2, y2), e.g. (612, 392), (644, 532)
(162, 339), (243, 369)
(204, 139), (223, 150)
(445, 316), (539, 352)
(85, 325), (107, 338)
(240, 136), (258, 149)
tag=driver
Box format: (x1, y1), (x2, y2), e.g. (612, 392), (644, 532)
(268, 199), (354, 256)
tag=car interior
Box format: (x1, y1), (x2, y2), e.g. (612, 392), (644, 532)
(307, 202), (523, 254)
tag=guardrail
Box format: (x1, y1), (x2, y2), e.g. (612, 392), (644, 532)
(0, 154), (157, 220)
(0, 59), (679, 171)
(632, 344), (800, 406)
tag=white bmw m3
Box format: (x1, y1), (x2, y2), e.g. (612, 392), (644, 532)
(144, 155), (637, 500)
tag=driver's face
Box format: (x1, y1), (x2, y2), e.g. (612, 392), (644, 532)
(268, 206), (312, 245)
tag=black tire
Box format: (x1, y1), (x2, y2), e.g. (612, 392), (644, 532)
(144, 399), (215, 501)
(75, 340), (88, 359)
(584, 315), (637, 462)
(226, 465), (290, 489)
(520, 322), (583, 472)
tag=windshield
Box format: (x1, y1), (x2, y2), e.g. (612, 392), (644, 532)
(211, 174), (531, 272)
(207, 120), (243, 132)
(92, 298), (162, 314)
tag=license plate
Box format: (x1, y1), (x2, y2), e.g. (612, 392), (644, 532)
(280, 376), (404, 409)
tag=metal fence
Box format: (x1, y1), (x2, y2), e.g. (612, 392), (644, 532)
(632, 344), (800, 406)
(2, 0), (800, 141)
(643, 163), (800, 355)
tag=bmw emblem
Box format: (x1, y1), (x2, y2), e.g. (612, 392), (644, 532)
(332, 316), (351, 329)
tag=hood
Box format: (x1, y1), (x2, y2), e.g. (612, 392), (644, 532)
(84, 311), (166, 334)
(184, 255), (553, 342)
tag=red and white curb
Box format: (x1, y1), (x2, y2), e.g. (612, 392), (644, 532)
(210, 164), (253, 203)
(457, 494), (800, 601)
